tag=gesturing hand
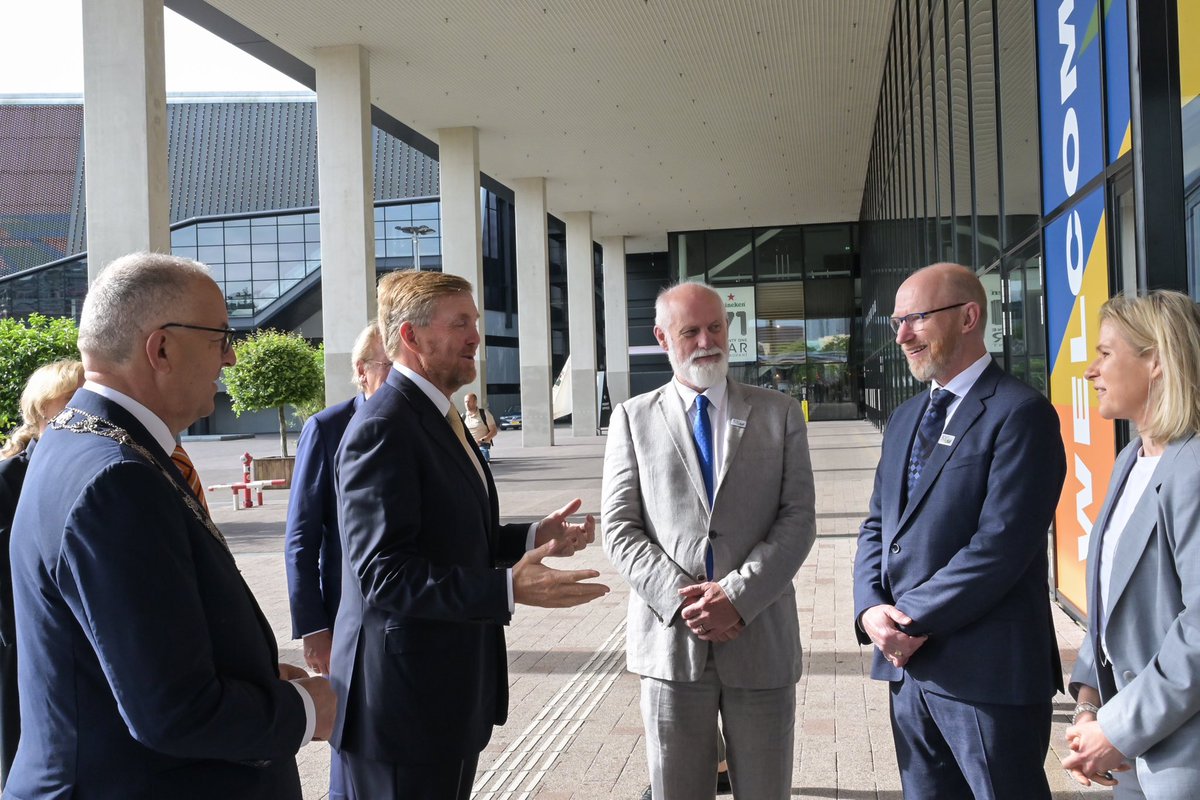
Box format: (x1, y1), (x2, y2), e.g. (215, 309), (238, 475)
(514, 538), (610, 608)
(534, 498), (596, 556)
(1062, 719), (1129, 787)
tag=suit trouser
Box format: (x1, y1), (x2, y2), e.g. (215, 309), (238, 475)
(640, 650), (795, 800)
(343, 750), (479, 800)
(889, 675), (1051, 800)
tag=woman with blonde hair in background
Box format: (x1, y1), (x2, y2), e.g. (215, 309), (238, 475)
(1064, 291), (1200, 798)
(0, 359), (84, 787)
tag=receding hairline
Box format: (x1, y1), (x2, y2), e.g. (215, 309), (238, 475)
(654, 282), (724, 329)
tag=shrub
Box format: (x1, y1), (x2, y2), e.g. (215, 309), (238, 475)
(0, 315), (81, 442)
(223, 329), (323, 457)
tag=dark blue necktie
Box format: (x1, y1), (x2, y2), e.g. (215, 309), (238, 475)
(692, 394), (715, 579)
(906, 388), (955, 498)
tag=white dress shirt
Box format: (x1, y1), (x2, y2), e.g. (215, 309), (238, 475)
(1098, 450), (1159, 659)
(931, 352), (994, 430)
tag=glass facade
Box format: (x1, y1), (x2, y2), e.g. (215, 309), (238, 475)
(858, 0), (1047, 427)
(667, 223), (859, 420)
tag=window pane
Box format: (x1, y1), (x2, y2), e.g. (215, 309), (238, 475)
(705, 229), (753, 283)
(755, 228), (803, 280)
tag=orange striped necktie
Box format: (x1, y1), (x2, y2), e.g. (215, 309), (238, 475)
(171, 444), (210, 512)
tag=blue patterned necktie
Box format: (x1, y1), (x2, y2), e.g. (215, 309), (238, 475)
(906, 388), (955, 499)
(692, 394), (716, 579)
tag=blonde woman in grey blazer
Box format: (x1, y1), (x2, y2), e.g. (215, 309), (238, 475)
(1065, 291), (1200, 798)
(603, 283), (816, 800)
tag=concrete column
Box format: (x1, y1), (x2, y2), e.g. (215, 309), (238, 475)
(600, 236), (631, 406)
(513, 178), (554, 447)
(315, 45), (376, 405)
(81, 0), (170, 280)
(565, 211), (597, 436)
(437, 126), (486, 406)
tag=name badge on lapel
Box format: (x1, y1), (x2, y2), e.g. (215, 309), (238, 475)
(938, 433), (955, 446)
(730, 419), (747, 429)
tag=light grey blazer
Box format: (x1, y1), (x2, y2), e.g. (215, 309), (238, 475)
(1070, 433), (1200, 798)
(601, 378), (816, 688)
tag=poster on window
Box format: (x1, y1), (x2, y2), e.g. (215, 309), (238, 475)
(721, 286), (757, 364)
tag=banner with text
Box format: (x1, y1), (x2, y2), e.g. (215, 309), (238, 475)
(1045, 186), (1114, 614)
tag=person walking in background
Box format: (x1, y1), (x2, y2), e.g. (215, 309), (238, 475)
(603, 282), (816, 800)
(853, 263), (1066, 798)
(6, 252), (334, 798)
(463, 391), (497, 461)
(284, 321), (389, 800)
(331, 269), (608, 799)
(1063, 291), (1200, 798)
(0, 359), (84, 788)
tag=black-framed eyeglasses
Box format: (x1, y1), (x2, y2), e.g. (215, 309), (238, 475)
(160, 322), (236, 354)
(888, 302), (968, 334)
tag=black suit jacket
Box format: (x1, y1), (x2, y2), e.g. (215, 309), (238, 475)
(330, 370), (529, 764)
(6, 389), (306, 799)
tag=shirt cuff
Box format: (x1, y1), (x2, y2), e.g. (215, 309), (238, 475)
(289, 680), (317, 746)
(507, 524), (539, 614)
(300, 627), (330, 638)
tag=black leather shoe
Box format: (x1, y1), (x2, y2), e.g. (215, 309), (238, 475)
(640, 786), (653, 800)
(716, 769), (732, 793)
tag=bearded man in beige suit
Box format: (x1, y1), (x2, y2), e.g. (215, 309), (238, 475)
(602, 282), (816, 800)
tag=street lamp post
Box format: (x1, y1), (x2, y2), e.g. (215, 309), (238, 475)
(396, 224), (436, 270)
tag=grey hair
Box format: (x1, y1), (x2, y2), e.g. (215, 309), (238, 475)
(78, 252), (214, 364)
(654, 281), (724, 330)
(350, 320), (383, 389)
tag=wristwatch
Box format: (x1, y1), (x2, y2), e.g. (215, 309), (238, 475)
(1071, 702), (1100, 725)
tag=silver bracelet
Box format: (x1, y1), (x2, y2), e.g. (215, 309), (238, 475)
(1072, 702), (1100, 725)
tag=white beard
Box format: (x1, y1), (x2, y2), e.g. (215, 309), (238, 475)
(669, 345), (729, 389)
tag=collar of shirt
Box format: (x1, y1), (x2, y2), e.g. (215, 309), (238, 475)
(394, 364), (452, 417)
(83, 380), (176, 456)
(672, 376), (728, 415)
(932, 352), (993, 423)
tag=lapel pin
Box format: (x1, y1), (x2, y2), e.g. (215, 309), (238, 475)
(938, 433), (955, 446)
(730, 419), (747, 429)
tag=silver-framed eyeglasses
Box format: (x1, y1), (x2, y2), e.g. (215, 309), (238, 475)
(160, 322), (237, 354)
(888, 302), (968, 334)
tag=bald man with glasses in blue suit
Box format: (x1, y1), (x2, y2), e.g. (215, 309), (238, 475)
(853, 263), (1067, 799)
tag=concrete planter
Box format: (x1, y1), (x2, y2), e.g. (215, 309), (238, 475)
(251, 455), (295, 488)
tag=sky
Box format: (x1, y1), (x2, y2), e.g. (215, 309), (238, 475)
(1, 0), (308, 95)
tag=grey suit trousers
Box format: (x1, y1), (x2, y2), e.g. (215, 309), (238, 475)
(640, 650), (794, 800)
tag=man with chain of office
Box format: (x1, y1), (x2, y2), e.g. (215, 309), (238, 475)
(7, 252), (335, 798)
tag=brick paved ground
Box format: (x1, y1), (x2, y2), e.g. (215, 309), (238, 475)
(192, 419), (1103, 799)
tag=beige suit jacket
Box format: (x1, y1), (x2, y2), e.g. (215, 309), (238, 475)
(602, 378), (816, 688)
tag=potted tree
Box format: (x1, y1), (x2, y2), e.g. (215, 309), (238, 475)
(223, 329), (324, 486)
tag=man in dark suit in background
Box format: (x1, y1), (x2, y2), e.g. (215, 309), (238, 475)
(853, 263), (1066, 798)
(7, 252), (335, 799)
(331, 269), (609, 800)
(285, 321), (389, 800)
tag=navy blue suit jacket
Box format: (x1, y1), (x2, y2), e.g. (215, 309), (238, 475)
(329, 370), (529, 764)
(6, 389), (306, 799)
(285, 395), (360, 639)
(853, 362), (1066, 705)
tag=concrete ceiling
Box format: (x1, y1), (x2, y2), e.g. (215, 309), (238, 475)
(170, 0), (895, 253)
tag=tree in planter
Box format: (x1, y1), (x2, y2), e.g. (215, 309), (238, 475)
(223, 330), (324, 457)
(0, 314), (81, 443)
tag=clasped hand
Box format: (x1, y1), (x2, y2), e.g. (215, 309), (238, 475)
(861, 604), (927, 668)
(1062, 717), (1129, 788)
(679, 582), (744, 642)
